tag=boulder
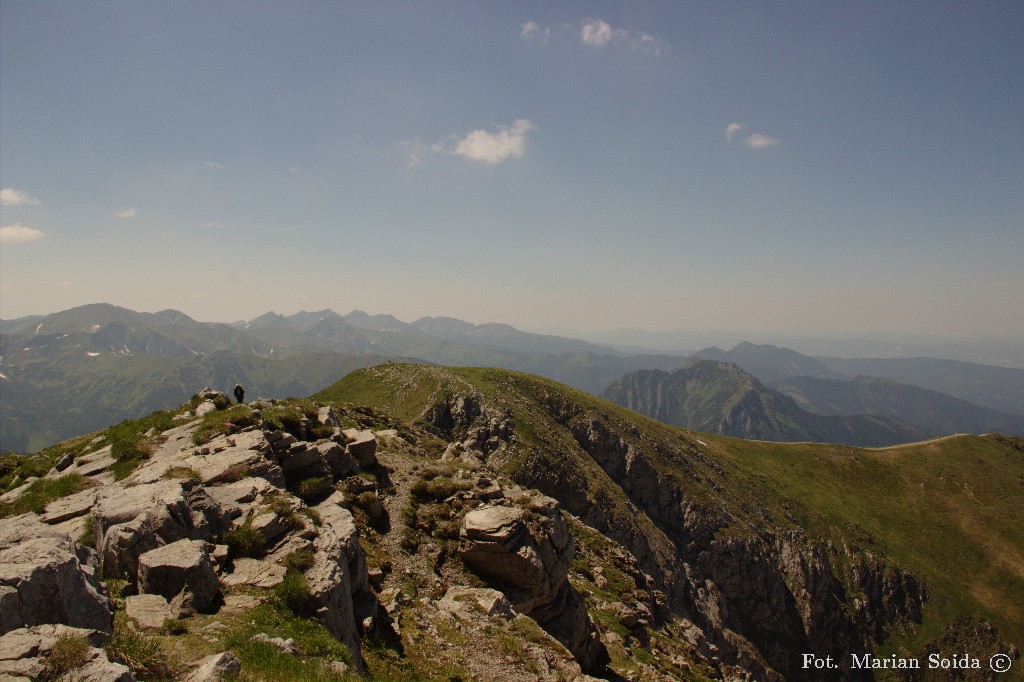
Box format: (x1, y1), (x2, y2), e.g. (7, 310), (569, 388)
(220, 559), (286, 589)
(342, 429), (377, 467)
(316, 441), (357, 478)
(0, 515), (112, 636)
(125, 594), (172, 629)
(438, 587), (513, 618)
(137, 539), (219, 612)
(318, 407), (342, 428)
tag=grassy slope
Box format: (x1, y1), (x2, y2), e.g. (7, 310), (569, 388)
(318, 364), (1024, 656)
(707, 432), (1024, 650)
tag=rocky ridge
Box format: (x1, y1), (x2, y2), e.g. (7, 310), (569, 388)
(2, 368), (1021, 681)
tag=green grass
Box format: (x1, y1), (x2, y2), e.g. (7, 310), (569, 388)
(0, 473), (91, 518)
(222, 602), (353, 680)
(192, 405), (256, 445)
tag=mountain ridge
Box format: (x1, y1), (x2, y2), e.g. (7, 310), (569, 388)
(600, 359), (928, 446)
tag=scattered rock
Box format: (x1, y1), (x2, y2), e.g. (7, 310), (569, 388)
(183, 651), (240, 682)
(252, 633), (299, 655)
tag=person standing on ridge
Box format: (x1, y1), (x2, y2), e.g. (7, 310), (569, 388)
(233, 384), (245, 404)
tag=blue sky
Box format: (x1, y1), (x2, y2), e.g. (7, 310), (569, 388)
(2, 1), (1022, 337)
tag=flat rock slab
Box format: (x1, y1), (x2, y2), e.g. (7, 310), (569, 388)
(220, 558), (286, 588)
(41, 487), (98, 525)
(125, 594), (172, 629)
(462, 506), (525, 544)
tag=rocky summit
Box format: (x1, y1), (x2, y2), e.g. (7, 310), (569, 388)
(0, 366), (1022, 681)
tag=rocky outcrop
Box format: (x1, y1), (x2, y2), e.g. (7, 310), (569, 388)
(137, 539), (220, 612)
(90, 479), (229, 583)
(460, 497), (607, 673)
(306, 491), (372, 673)
(0, 515), (112, 636)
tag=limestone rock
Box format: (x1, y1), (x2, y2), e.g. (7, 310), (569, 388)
(252, 633), (298, 655)
(306, 496), (372, 673)
(342, 429), (377, 467)
(90, 479), (228, 583)
(40, 487), (98, 525)
(438, 587), (513, 618)
(0, 515), (112, 636)
(317, 407), (342, 428)
(137, 539), (219, 612)
(460, 499), (606, 672)
(183, 651), (240, 682)
(220, 558), (286, 589)
(0, 625), (129, 682)
(125, 594), (172, 629)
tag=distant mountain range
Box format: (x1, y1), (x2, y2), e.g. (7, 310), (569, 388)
(601, 360), (931, 446)
(2, 303), (1022, 452)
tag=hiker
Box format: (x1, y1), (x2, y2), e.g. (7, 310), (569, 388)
(233, 384), (245, 404)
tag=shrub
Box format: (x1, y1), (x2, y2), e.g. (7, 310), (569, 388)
(163, 466), (200, 481)
(43, 632), (91, 679)
(105, 619), (170, 679)
(79, 515), (96, 549)
(274, 571), (313, 616)
(222, 520), (264, 559)
(192, 405), (255, 445)
(410, 475), (471, 503)
(283, 549), (315, 574)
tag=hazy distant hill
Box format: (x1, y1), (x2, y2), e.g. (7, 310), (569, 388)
(601, 360), (926, 446)
(693, 341), (845, 383)
(693, 341), (1024, 417)
(817, 356), (1024, 415)
(1, 304), (687, 451)
(774, 375), (1024, 437)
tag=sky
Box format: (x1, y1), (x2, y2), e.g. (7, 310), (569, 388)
(1, 1), (1022, 338)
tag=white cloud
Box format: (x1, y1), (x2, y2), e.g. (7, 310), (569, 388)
(0, 224), (45, 243)
(443, 119), (536, 164)
(521, 20), (551, 44)
(205, 161), (226, 170)
(1, 188), (41, 207)
(522, 18), (665, 55)
(50, 280), (74, 288)
(579, 18), (666, 55)
(580, 18), (620, 46)
(726, 123), (744, 142)
(744, 133), (780, 148)
(116, 207), (136, 219)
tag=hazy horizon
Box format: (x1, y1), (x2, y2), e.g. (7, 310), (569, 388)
(2, 2), (1022, 337)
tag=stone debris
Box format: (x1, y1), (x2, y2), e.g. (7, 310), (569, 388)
(182, 651), (240, 682)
